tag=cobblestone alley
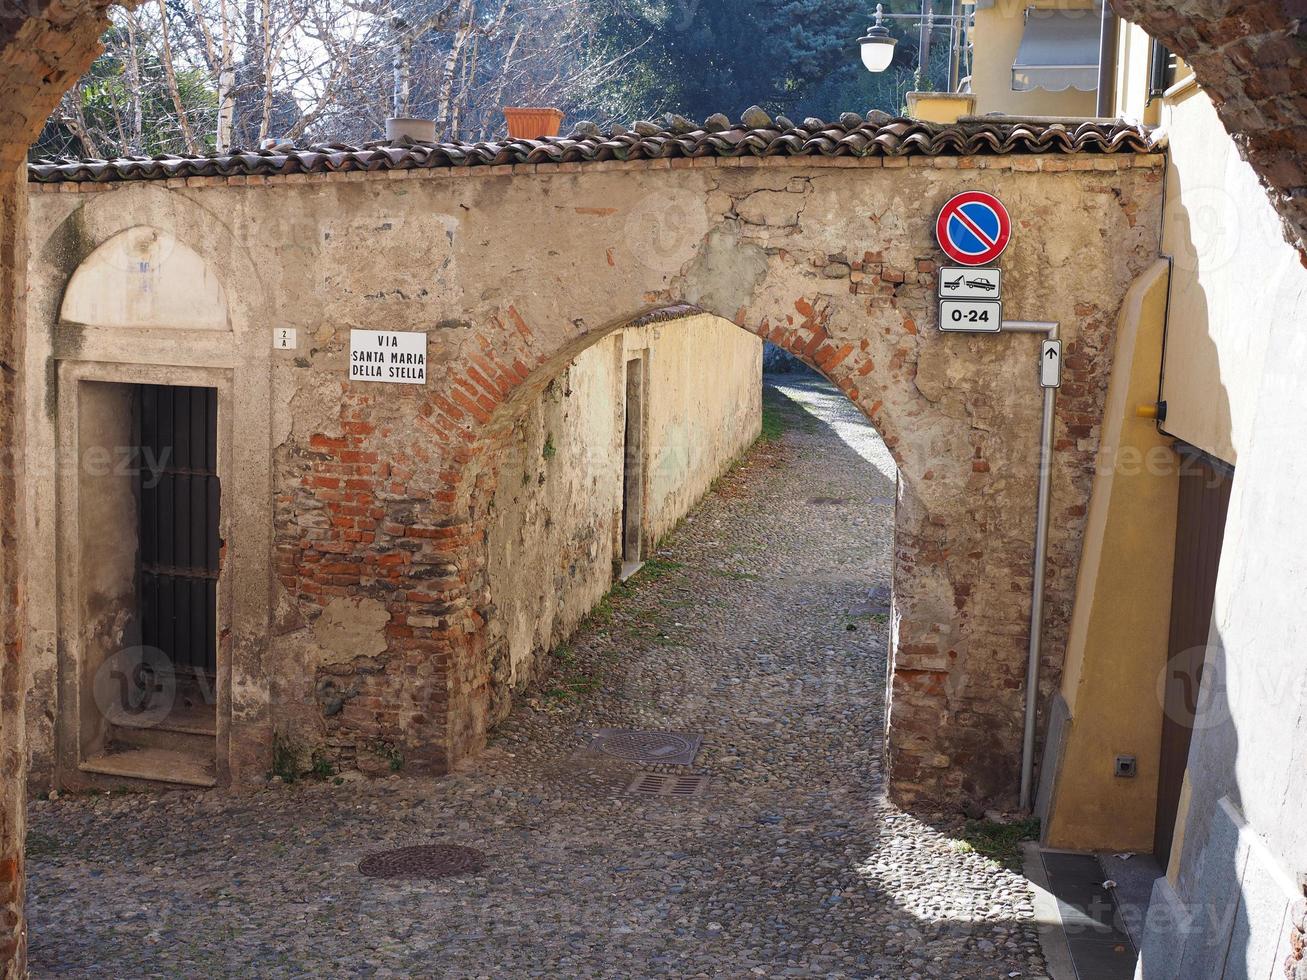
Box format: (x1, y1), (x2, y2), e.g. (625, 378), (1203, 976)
(26, 374), (1046, 979)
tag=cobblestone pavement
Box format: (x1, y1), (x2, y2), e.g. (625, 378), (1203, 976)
(27, 374), (1046, 979)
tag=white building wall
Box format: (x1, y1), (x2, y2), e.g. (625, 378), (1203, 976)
(1128, 37), (1307, 980)
(1155, 78), (1305, 464)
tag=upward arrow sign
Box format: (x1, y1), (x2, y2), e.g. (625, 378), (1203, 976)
(1041, 340), (1062, 389)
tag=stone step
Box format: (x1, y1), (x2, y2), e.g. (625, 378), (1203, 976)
(104, 698), (216, 736)
(104, 698), (216, 755)
(79, 746), (217, 788)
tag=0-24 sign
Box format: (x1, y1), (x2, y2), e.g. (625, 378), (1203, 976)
(939, 298), (1002, 334)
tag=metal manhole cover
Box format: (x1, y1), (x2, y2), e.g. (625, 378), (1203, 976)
(358, 844), (486, 880)
(627, 772), (710, 798)
(588, 729), (703, 765)
(809, 496), (847, 505)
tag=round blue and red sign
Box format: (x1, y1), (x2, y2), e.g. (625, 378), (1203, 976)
(935, 191), (1011, 266)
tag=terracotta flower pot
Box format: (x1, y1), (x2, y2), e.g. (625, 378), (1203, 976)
(503, 107), (565, 140)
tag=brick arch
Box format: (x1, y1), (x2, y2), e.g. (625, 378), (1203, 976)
(450, 299), (908, 469)
(273, 153), (1162, 813)
(1110, 0), (1307, 258)
(428, 298), (913, 759)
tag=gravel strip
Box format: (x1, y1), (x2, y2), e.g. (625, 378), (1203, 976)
(26, 373), (1046, 979)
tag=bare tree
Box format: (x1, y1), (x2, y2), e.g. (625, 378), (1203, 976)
(34, 0), (646, 160)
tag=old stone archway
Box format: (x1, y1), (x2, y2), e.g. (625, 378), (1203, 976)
(24, 119), (1162, 818)
(3, 6), (1302, 975)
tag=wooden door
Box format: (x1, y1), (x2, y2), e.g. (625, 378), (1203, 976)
(1155, 449), (1233, 864)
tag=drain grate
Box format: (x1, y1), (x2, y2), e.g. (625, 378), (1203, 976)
(588, 728), (703, 766)
(358, 843), (487, 880)
(627, 772), (710, 797)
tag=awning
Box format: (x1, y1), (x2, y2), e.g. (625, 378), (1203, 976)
(1011, 8), (1101, 93)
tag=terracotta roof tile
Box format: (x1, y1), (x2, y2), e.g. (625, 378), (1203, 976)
(28, 109), (1158, 184)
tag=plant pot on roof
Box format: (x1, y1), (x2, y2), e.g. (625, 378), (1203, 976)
(504, 107), (564, 140)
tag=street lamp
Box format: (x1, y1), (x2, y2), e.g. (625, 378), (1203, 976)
(859, 5), (898, 73)
(859, 1), (971, 92)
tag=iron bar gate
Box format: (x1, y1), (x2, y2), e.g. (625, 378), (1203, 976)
(137, 385), (220, 677)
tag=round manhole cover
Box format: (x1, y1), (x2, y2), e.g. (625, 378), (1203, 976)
(358, 844), (487, 880)
(594, 730), (696, 762)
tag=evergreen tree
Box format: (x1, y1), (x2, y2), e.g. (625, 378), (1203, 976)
(584, 0), (924, 125)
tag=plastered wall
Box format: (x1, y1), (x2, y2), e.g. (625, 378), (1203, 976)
(1156, 79), (1306, 465)
(483, 315), (761, 723)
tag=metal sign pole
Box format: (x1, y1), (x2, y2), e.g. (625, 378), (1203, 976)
(932, 192), (1056, 811)
(1001, 319), (1059, 813)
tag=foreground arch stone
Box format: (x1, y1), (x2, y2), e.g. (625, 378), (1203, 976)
(25, 129), (1162, 814)
(0, 2), (127, 971)
(1109, 0), (1307, 258)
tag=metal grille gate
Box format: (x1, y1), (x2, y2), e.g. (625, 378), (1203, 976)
(138, 385), (220, 676)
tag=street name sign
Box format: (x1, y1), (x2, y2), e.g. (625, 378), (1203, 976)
(938, 266), (1002, 300)
(349, 329), (428, 384)
(939, 299), (1003, 333)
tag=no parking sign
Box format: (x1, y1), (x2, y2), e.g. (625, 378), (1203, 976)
(935, 191), (1011, 266)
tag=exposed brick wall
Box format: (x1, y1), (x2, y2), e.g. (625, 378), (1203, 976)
(1111, 0), (1307, 259)
(0, 164), (27, 980)
(276, 392), (470, 775)
(0, 4), (124, 974)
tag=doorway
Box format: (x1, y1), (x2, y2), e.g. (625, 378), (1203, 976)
(77, 382), (221, 787)
(1154, 447), (1233, 865)
(620, 357), (645, 580)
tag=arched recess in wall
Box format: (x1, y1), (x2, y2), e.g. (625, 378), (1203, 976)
(59, 225), (230, 330)
(430, 301), (904, 734)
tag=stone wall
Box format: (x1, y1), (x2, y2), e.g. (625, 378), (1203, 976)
(24, 151), (1161, 812)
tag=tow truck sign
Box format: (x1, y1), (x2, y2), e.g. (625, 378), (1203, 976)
(938, 266), (1001, 300)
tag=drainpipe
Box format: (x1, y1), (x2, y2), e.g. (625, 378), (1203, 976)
(1001, 319), (1059, 813)
(1095, 0), (1118, 117)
